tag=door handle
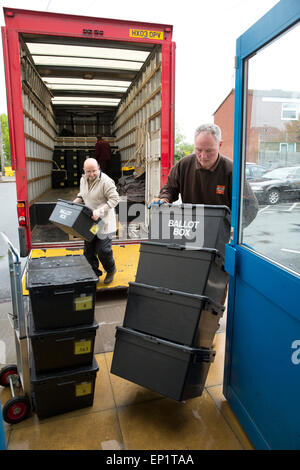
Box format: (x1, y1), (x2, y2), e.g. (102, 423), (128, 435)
(53, 289), (74, 296)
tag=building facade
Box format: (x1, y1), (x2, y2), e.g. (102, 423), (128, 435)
(214, 89), (300, 168)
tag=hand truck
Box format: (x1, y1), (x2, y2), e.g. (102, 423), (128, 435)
(0, 232), (31, 424)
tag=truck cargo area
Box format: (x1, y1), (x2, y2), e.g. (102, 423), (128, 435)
(18, 26), (165, 248)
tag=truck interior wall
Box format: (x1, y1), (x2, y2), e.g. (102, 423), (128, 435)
(21, 39), (58, 216)
(113, 46), (161, 173)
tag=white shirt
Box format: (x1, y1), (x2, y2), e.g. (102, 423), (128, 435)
(77, 172), (119, 234)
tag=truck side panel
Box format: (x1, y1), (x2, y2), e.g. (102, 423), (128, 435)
(161, 41), (175, 186)
(20, 38), (57, 206)
(2, 26), (30, 254)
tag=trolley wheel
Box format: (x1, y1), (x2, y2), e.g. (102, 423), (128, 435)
(2, 396), (31, 424)
(0, 364), (18, 387)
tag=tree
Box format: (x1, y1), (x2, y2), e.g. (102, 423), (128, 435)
(282, 118), (300, 142)
(0, 114), (11, 164)
(174, 123), (193, 163)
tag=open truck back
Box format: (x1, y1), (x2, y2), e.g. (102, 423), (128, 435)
(2, 7), (175, 256)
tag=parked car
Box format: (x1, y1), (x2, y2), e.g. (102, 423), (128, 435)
(249, 166), (300, 204)
(245, 163), (266, 180)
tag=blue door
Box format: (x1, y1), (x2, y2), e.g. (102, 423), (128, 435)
(224, 0), (300, 450)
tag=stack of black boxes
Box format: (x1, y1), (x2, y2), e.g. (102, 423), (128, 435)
(52, 147), (88, 190)
(111, 204), (230, 401)
(26, 255), (99, 419)
(65, 149), (80, 188)
(52, 148), (67, 189)
(51, 145), (121, 189)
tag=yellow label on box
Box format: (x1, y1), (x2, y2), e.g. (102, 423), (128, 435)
(74, 339), (92, 355)
(129, 29), (164, 40)
(90, 224), (98, 235)
(74, 295), (93, 311)
(75, 382), (92, 397)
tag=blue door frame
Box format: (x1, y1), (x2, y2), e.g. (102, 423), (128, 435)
(0, 404), (6, 450)
(224, 0), (300, 450)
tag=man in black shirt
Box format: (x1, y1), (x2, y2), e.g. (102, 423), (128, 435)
(151, 123), (258, 227)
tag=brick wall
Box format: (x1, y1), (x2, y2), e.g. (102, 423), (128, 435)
(214, 90), (235, 160)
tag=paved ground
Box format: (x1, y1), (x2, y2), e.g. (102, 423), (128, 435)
(0, 300), (15, 366)
(0, 180), (26, 302)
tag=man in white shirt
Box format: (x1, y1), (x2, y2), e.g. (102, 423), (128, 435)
(73, 158), (119, 284)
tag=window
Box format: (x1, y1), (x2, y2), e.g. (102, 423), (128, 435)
(281, 103), (297, 120)
(260, 141), (280, 151)
(280, 143), (295, 152)
(240, 22), (300, 277)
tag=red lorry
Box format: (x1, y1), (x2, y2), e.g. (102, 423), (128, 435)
(2, 7), (175, 256)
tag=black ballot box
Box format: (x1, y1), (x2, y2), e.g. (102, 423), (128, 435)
(123, 282), (224, 348)
(111, 327), (215, 402)
(66, 170), (81, 188)
(30, 355), (99, 419)
(135, 241), (228, 304)
(49, 199), (99, 241)
(149, 204), (231, 256)
(26, 255), (99, 330)
(28, 314), (99, 373)
(52, 148), (65, 168)
(51, 169), (67, 189)
(65, 149), (79, 171)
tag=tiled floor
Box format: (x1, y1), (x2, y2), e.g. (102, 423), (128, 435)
(1, 296), (254, 450)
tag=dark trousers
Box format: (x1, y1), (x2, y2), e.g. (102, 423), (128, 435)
(84, 235), (115, 276)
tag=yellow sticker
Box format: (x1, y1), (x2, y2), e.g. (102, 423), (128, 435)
(129, 29), (164, 40)
(74, 339), (92, 355)
(75, 382), (92, 397)
(90, 224), (98, 234)
(74, 295), (93, 311)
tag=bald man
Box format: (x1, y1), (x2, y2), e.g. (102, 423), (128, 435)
(73, 158), (119, 284)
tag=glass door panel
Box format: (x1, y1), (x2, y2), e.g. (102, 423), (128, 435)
(240, 23), (300, 277)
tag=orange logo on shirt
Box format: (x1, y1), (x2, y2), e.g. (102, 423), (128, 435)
(216, 185), (225, 195)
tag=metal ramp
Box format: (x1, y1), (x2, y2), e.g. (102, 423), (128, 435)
(22, 244), (140, 295)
